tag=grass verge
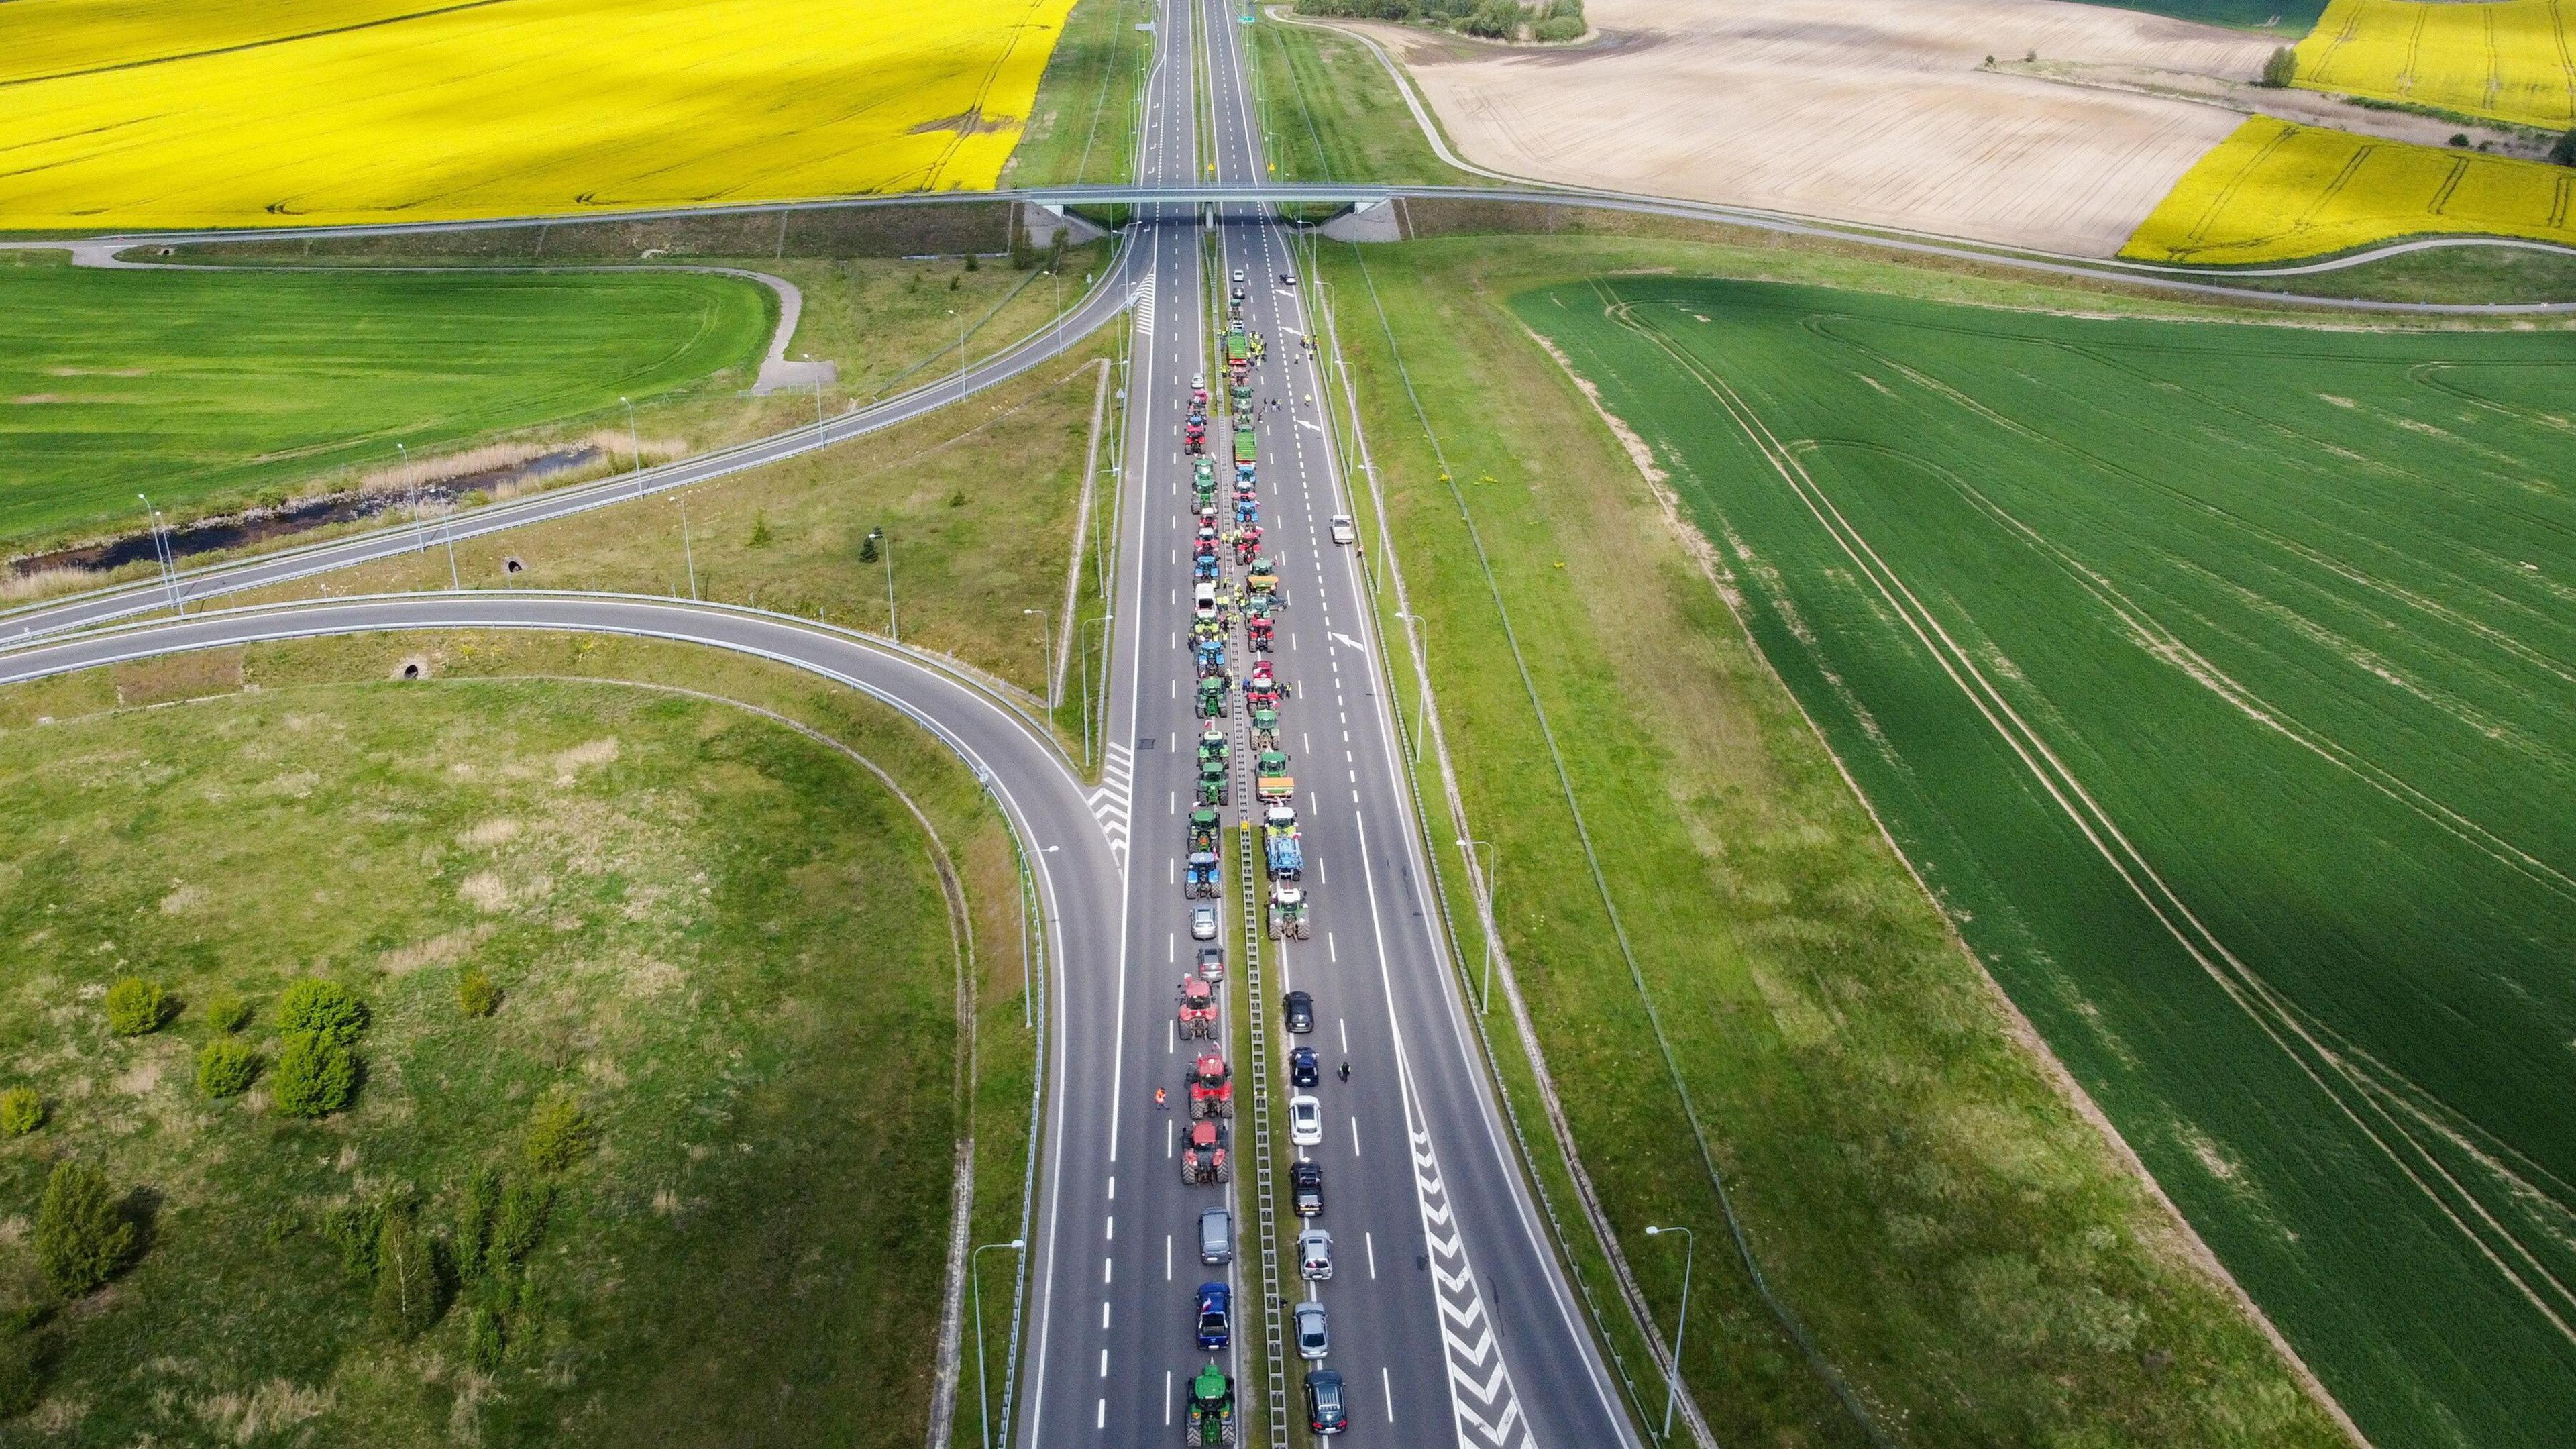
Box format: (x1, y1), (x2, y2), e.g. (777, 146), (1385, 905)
(1301, 231), (2355, 1447)
(1006, 0), (1153, 187)
(228, 319), (1127, 744)
(1250, 12), (1475, 186)
(0, 633), (1034, 1446)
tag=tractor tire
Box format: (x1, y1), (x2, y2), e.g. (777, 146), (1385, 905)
(1218, 1158), (1232, 1183)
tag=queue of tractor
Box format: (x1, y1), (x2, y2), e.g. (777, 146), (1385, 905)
(1168, 286), (1342, 1441)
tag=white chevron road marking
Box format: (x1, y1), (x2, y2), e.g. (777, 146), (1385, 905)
(1405, 1123), (1533, 1448)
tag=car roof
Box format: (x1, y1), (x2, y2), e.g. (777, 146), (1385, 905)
(1286, 989), (1311, 1002)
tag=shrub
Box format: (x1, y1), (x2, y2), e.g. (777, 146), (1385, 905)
(1461, 0), (1521, 38)
(103, 977), (172, 1036)
(490, 1179), (555, 1270)
(273, 979), (367, 1046)
(195, 1038), (261, 1099)
(0, 1088), (42, 1137)
(457, 967), (500, 1019)
(370, 1211), (445, 1340)
(205, 992), (254, 1034)
(269, 1032), (358, 1117)
(2552, 128), (2576, 166)
(2449, 132), (2471, 147)
(1532, 13), (1580, 40)
(466, 1305), (506, 1371)
(523, 1098), (596, 1173)
(859, 530), (881, 564)
(947, 488), (968, 508)
(2260, 46), (2296, 87)
(34, 1161), (136, 1297)
(747, 511), (773, 547)
(455, 1166), (503, 1281)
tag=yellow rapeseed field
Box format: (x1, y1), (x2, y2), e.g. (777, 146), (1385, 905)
(2122, 117), (2576, 263)
(2293, 0), (2576, 131)
(0, 0), (1078, 229)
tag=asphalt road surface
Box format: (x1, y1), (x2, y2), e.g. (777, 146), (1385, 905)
(1016, 1), (1641, 1445)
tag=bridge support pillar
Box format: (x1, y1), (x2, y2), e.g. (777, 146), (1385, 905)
(1018, 201), (1110, 247)
(1318, 198), (1406, 244)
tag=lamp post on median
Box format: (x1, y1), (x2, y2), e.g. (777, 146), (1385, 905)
(970, 1238), (1027, 1449)
(135, 492), (178, 617)
(1642, 1225), (1695, 1443)
(1457, 837), (1498, 1013)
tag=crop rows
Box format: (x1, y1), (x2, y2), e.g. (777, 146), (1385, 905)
(2124, 116), (2576, 262)
(1519, 274), (2576, 1449)
(0, 0), (1079, 228)
(2295, 0), (2576, 131)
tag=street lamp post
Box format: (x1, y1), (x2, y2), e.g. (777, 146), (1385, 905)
(869, 527), (898, 642)
(678, 494), (698, 600)
(970, 1239), (1027, 1449)
(396, 441), (427, 554)
(1457, 837), (1498, 1013)
(1391, 608), (1429, 763)
(947, 307), (967, 380)
(1642, 1225), (1696, 1442)
(804, 354), (824, 432)
(1079, 612), (1113, 770)
(135, 492), (179, 617)
(622, 396), (643, 497)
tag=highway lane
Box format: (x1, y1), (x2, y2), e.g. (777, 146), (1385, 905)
(0, 239), (1143, 645)
(1197, 2), (1641, 1445)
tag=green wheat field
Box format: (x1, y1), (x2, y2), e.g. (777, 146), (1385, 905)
(1519, 277), (2576, 1449)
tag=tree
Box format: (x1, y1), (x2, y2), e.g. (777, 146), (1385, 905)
(371, 1211), (445, 1340)
(523, 1098), (596, 1174)
(273, 979), (368, 1046)
(34, 1161), (136, 1297)
(103, 977), (171, 1036)
(456, 967), (500, 1018)
(2261, 46), (2296, 87)
(2552, 129), (2576, 166)
(195, 1038), (260, 1099)
(269, 1032), (358, 1117)
(0, 1087), (42, 1137)
(748, 512), (774, 548)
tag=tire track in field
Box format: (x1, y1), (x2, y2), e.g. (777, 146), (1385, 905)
(1593, 286), (2576, 1356)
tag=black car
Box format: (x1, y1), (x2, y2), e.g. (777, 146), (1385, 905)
(1291, 1160), (1324, 1217)
(1289, 1044), (1319, 1089)
(1305, 1370), (1346, 1434)
(1283, 989), (1314, 1034)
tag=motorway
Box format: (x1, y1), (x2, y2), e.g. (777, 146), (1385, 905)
(0, 7), (1646, 1447)
(1016, 0), (1640, 1444)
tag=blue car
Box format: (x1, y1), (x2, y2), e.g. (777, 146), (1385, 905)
(1196, 1282), (1232, 1350)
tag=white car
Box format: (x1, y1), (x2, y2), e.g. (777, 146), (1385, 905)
(1192, 372), (1206, 390)
(1288, 1093), (1322, 1146)
(1328, 514), (1355, 546)
(1298, 1227), (1333, 1281)
(1191, 905), (1219, 941)
(1232, 268), (1246, 284)
(1293, 1299), (1330, 1361)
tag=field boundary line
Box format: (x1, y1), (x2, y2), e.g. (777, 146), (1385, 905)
(1346, 242), (1893, 1447)
(1602, 284), (2576, 1405)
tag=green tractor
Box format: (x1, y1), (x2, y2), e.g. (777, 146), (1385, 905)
(1198, 757), (1230, 807)
(1187, 805), (1222, 854)
(1186, 1364), (1236, 1445)
(1196, 676), (1228, 720)
(1197, 726), (1229, 765)
(1250, 707), (1279, 749)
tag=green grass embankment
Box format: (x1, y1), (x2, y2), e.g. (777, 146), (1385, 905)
(1250, 12), (1474, 186)
(1305, 233), (2357, 1448)
(0, 639), (1026, 1447)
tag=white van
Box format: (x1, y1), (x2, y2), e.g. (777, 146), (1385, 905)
(1194, 582), (1218, 621)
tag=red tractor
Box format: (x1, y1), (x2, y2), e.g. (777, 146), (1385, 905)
(1186, 416), (1208, 451)
(1181, 1118), (1232, 1185)
(1187, 1051), (1234, 1119)
(1178, 976), (1218, 1040)
(1234, 527), (1262, 564)
(1246, 614), (1274, 652)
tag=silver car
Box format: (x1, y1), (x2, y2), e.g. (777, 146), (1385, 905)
(1191, 904), (1219, 941)
(1293, 1299), (1330, 1361)
(1298, 1227), (1333, 1281)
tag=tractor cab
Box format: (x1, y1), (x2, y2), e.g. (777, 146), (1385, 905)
(1194, 637), (1226, 678)
(1246, 614), (1274, 652)
(1178, 975), (1218, 1039)
(1197, 758), (1229, 806)
(1181, 1118), (1232, 1185)
(1187, 1052), (1234, 1118)
(1198, 727), (1229, 763)
(1187, 1365), (1236, 1446)
(1194, 553), (1221, 583)
(1197, 676), (1228, 719)
(1235, 496), (1259, 525)
(1185, 851), (1220, 897)
(1250, 708), (1279, 746)
(1187, 806), (1221, 853)
(1234, 529), (1261, 564)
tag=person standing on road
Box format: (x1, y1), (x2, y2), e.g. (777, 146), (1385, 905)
(1336, 1061), (1350, 1083)
(1155, 1086), (1169, 1111)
